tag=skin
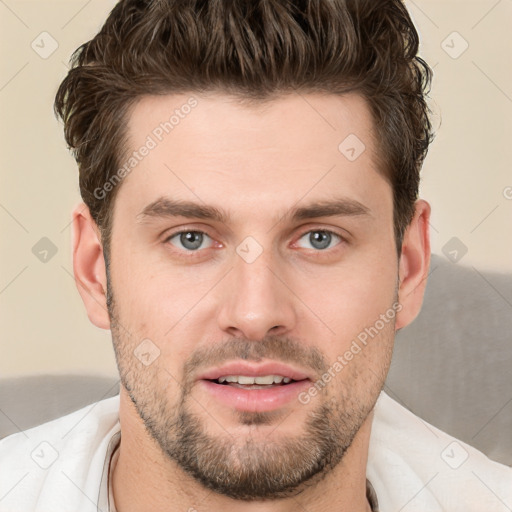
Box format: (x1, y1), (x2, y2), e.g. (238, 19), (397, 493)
(72, 92), (431, 512)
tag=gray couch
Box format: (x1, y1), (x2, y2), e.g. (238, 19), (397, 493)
(1, 254), (511, 466)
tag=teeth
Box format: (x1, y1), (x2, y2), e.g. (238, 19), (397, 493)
(255, 375), (277, 384)
(216, 375), (292, 385)
(238, 376), (257, 385)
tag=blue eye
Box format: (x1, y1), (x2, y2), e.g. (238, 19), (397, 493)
(296, 230), (342, 251)
(164, 228), (343, 256)
(166, 231), (213, 251)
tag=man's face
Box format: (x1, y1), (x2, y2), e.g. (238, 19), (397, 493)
(106, 92), (398, 500)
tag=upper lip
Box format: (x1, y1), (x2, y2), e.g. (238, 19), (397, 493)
(197, 361), (311, 382)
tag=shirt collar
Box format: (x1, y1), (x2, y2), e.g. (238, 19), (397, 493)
(366, 478), (380, 511)
(98, 429), (121, 512)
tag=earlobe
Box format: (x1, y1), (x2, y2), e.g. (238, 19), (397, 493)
(395, 199), (431, 331)
(71, 202), (111, 330)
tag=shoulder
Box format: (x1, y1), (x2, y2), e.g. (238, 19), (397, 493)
(368, 391), (512, 512)
(0, 394), (120, 512)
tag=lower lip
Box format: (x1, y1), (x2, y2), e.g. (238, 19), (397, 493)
(199, 379), (311, 412)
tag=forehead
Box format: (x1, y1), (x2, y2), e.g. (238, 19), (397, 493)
(125, 91), (379, 158)
(113, 91), (390, 225)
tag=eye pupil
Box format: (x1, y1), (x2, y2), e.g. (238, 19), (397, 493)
(309, 231), (331, 250)
(180, 231), (203, 250)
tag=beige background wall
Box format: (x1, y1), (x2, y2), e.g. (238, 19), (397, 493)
(1, 0), (511, 378)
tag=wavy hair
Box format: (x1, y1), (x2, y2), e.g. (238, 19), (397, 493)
(55, 0), (434, 257)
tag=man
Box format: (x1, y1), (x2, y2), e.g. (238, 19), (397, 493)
(0, 0), (510, 511)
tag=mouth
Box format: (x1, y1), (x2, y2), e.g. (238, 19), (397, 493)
(205, 374), (306, 390)
(197, 361), (312, 412)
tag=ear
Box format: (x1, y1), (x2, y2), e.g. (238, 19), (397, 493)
(71, 202), (111, 330)
(395, 199), (431, 330)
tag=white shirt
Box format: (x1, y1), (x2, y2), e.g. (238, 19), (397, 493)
(0, 391), (510, 512)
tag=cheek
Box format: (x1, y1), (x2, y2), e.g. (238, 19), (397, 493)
(110, 263), (208, 382)
(310, 315), (395, 409)
(307, 263), (397, 341)
(110, 244), (193, 330)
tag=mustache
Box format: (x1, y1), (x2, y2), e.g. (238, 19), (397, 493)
(182, 334), (328, 385)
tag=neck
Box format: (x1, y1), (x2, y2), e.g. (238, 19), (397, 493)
(112, 387), (374, 512)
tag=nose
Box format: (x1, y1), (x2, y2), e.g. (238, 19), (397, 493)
(216, 245), (298, 341)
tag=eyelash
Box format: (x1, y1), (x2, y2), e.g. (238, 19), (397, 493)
(163, 228), (346, 257)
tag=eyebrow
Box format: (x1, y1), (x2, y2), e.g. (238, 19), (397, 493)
(136, 196), (371, 225)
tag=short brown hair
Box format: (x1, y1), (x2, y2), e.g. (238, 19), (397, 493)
(54, 0), (434, 259)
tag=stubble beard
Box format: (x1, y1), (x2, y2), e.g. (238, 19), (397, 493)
(106, 270), (391, 501)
